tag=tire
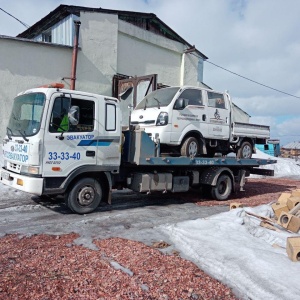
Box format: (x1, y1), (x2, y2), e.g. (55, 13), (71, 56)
(236, 141), (253, 159)
(180, 137), (199, 157)
(66, 178), (102, 214)
(211, 174), (232, 201)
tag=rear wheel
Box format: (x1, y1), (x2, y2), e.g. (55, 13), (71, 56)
(180, 137), (199, 157)
(236, 141), (253, 159)
(211, 174), (232, 200)
(67, 178), (102, 214)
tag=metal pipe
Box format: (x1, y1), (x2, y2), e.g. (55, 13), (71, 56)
(70, 20), (81, 90)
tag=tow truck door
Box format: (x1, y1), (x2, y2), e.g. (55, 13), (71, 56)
(42, 92), (98, 177)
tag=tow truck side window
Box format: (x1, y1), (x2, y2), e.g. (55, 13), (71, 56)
(49, 97), (94, 133)
(105, 103), (116, 131)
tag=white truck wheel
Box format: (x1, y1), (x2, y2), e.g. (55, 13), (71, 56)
(180, 137), (199, 157)
(237, 141), (253, 159)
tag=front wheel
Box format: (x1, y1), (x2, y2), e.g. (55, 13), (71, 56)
(180, 137), (199, 157)
(236, 141), (253, 159)
(66, 178), (102, 214)
(211, 174), (232, 201)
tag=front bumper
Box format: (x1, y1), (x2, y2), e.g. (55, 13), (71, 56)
(0, 168), (44, 195)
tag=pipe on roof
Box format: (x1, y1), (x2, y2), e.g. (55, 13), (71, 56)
(70, 20), (81, 90)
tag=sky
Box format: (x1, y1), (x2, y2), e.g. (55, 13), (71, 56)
(1, 0), (300, 146)
(1, 143), (300, 299)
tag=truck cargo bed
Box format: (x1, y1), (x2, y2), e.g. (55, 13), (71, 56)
(232, 122), (270, 139)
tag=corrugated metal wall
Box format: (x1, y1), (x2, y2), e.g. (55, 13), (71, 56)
(34, 14), (80, 46)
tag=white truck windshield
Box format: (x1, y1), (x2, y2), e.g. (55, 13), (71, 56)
(7, 93), (45, 138)
(135, 87), (179, 110)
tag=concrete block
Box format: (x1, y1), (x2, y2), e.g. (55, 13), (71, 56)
(286, 237), (300, 262)
(287, 196), (300, 210)
(278, 212), (300, 233)
(277, 192), (291, 204)
(291, 190), (300, 197)
(271, 202), (289, 219)
(230, 202), (243, 210)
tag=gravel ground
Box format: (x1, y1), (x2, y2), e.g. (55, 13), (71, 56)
(0, 178), (299, 299)
(193, 177), (300, 207)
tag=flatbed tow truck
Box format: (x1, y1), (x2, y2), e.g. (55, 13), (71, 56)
(1, 85), (276, 214)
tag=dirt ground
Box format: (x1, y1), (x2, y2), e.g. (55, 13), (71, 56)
(0, 177), (299, 299)
(193, 177), (300, 207)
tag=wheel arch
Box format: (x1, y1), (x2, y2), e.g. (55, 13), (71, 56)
(199, 167), (235, 192)
(64, 168), (112, 204)
(237, 137), (254, 148)
(180, 130), (207, 154)
(181, 130), (203, 141)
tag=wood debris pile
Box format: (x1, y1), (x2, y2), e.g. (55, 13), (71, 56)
(271, 190), (300, 233)
(272, 190), (300, 262)
(231, 189), (300, 262)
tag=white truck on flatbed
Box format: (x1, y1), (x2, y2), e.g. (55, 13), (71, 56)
(1, 84), (276, 214)
(130, 86), (270, 158)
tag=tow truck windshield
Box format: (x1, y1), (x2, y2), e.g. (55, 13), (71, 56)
(135, 87), (179, 110)
(7, 93), (45, 137)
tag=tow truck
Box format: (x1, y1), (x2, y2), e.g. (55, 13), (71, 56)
(1, 84), (276, 214)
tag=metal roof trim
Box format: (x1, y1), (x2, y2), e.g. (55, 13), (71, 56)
(17, 4), (208, 59)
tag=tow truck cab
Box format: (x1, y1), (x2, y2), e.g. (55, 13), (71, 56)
(1, 84), (121, 195)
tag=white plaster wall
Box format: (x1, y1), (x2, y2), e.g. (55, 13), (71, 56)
(181, 52), (202, 86)
(76, 12), (118, 96)
(117, 20), (183, 86)
(0, 37), (72, 140)
(117, 20), (202, 87)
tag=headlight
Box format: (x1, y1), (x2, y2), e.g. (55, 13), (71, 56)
(21, 165), (40, 175)
(156, 112), (168, 126)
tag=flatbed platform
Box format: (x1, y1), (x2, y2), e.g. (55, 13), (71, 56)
(138, 156), (276, 167)
(123, 129), (276, 169)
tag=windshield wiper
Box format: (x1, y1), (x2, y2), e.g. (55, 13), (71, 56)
(154, 97), (161, 109)
(6, 127), (12, 140)
(12, 113), (19, 120)
(18, 130), (29, 142)
(144, 98), (148, 110)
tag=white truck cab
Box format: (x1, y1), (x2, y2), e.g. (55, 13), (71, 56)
(130, 86), (269, 158)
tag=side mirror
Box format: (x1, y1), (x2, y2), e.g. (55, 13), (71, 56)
(174, 98), (188, 110)
(68, 106), (80, 125)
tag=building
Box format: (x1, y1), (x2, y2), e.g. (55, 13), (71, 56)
(0, 5), (208, 138)
(281, 141), (300, 158)
(255, 139), (280, 157)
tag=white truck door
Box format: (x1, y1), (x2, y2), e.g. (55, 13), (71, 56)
(204, 91), (230, 139)
(171, 88), (207, 142)
(43, 93), (98, 177)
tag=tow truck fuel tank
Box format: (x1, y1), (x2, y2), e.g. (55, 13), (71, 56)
(129, 173), (172, 193)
